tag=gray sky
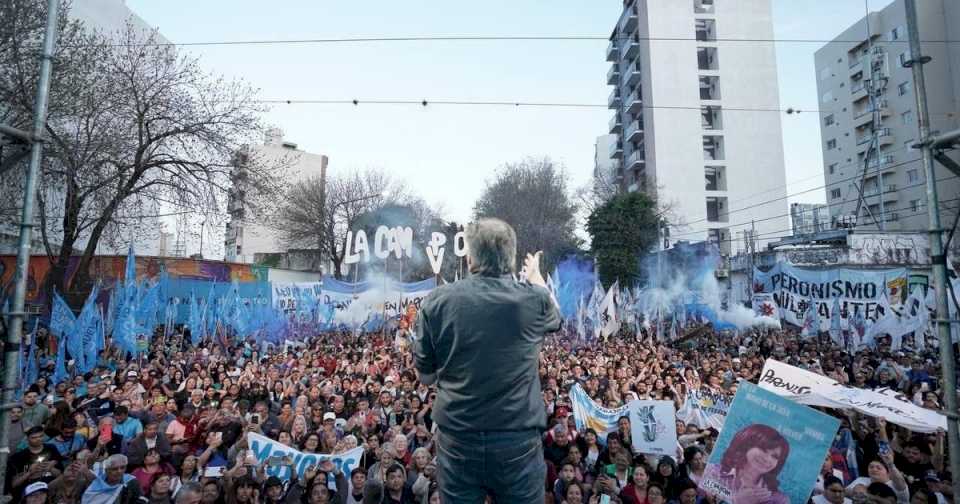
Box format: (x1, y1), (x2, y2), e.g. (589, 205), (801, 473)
(128, 0), (896, 225)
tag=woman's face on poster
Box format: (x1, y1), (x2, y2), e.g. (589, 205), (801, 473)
(745, 445), (782, 475)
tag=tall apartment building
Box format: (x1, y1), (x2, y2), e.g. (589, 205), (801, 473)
(815, 0), (960, 233)
(224, 129), (329, 264)
(605, 0), (789, 255)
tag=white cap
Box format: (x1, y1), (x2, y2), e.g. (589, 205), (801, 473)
(323, 412), (336, 422)
(24, 482), (48, 497)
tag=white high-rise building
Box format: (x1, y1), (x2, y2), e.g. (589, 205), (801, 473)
(815, 0), (960, 233)
(224, 129), (329, 264)
(606, 0), (789, 255)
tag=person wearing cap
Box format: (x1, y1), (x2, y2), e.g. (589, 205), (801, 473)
(6, 425), (62, 503)
(80, 454), (143, 504)
(22, 482), (49, 504)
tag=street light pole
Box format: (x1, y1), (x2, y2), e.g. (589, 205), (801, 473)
(903, 0), (960, 499)
(0, 0), (61, 496)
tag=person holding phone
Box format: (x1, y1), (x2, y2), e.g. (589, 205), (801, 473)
(6, 426), (63, 503)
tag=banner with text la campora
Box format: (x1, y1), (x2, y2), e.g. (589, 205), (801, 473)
(700, 382), (839, 504)
(753, 262), (906, 330)
(247, 432), (363, 480)
(757, 359), (946, 433)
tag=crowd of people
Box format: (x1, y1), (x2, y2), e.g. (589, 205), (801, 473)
(2, 318), (956, 504)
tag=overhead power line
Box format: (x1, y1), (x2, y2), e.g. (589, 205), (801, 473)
(71, 35), (960, 48)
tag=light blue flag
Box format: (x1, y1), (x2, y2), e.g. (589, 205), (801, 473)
(188, 291), (202, 345)
(49, 291), (77, 339)
(23, 320), (39, 391)
(136, 283), (160, 336)
(801, 296), (818, 338)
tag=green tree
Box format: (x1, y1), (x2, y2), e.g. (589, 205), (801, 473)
(587, 191), (661, 287)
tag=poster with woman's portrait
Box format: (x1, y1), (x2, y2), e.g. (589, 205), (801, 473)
(700, 382), (840, 504)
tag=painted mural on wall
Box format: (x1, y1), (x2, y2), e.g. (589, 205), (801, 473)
(848, 234), (930, 266)
(0, 255), (266, 310)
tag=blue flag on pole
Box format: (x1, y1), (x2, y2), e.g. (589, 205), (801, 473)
(49, 291), (76, 338)
(52, 332), (68, 385)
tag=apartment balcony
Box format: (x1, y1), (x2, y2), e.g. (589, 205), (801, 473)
(851, 83), (869, 102)
(624, 40), (640, 59)
(608, 89), (621, 109)
(626, 149), (645, 170)
(878, 128), (894, 146)
(609, 114), (622, 134)
(849, 58), (863, 76)
(625, 87), (642, 114)
(607, 64), (620, 85)
(620, 13), (638, 34)
(606, 41), (618, 62)
(609, 141), (624, 159)
(625, 120), (644, 142)
(853, 109), (875, 128)
(626, 61), (642, 86)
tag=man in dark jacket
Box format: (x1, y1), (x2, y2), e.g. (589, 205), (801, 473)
(415, 218), (561, 503)
(126, 420), (172, 467)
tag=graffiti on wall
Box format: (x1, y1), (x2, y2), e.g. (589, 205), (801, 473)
(848, 234), (930, 265)
(785, 248), (845, 266)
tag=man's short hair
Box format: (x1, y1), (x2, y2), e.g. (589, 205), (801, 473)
(465, 218), (517, 276)
(385, 463), (405, 479)
(114, 405), (129, 416)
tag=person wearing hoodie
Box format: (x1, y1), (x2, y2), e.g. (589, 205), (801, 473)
(80, 454), (143, 504)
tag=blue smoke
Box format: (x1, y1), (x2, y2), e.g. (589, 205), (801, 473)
(554, 256), (596, 319)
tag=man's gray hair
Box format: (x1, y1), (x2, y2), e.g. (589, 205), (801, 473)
(466, 218), (517, 276)
(104, 454), (128, 469)
(175, 482), (203, 503)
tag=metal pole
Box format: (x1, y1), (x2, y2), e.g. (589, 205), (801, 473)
(904, 0), (960, 498)
(0, 0), (60, 496)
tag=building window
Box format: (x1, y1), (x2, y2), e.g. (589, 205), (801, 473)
(898, 82), (910, 96)
(907, 169), (920, 183)
(824, 114), (835, 126)
(831, 188), (842, 199)
(910, 199), (921, 212)
(695, 19), (717, 42)
(704, 166), (724, 191)
(901, 110), (914, 126)
(701, 105), (722, 130)
(703, 136), (724, 160)
(828, 163), (838, 175)
(890, 26), (903, 41)
(697, 47), (719, 70)
(694, 0), (715, 14)
(826, 139), (837, 150)
(898, 52), (908, 67)
(699, 76), (721, 100)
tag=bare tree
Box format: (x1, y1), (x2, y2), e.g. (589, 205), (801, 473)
(275, 168), (414, 279)
(1, 8), (286, 293)
(473, 157), (582, 271)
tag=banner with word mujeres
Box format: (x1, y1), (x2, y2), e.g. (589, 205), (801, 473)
(247, 432), (363, 481)
(628, 400), (678, 456)
(700, 382), (839, 504)
(752, 262), (907, 331)
(676, 387), (732, 431)
(757, 359), (946, 433)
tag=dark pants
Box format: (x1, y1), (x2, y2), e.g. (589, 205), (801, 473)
(437, 428), (546, 504)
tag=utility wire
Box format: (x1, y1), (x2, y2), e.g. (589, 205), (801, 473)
(68, 35), (960, 49)
(668, 171), (958, 240)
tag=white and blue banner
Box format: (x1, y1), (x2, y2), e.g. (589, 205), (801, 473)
(701, 382), (840, 504)
(628, 400), (678, 456)
(247, 432), (363, 480)
(569, 383), (629, 440)
(676, 387), (732, 431)
(753, 262), (906, 330)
